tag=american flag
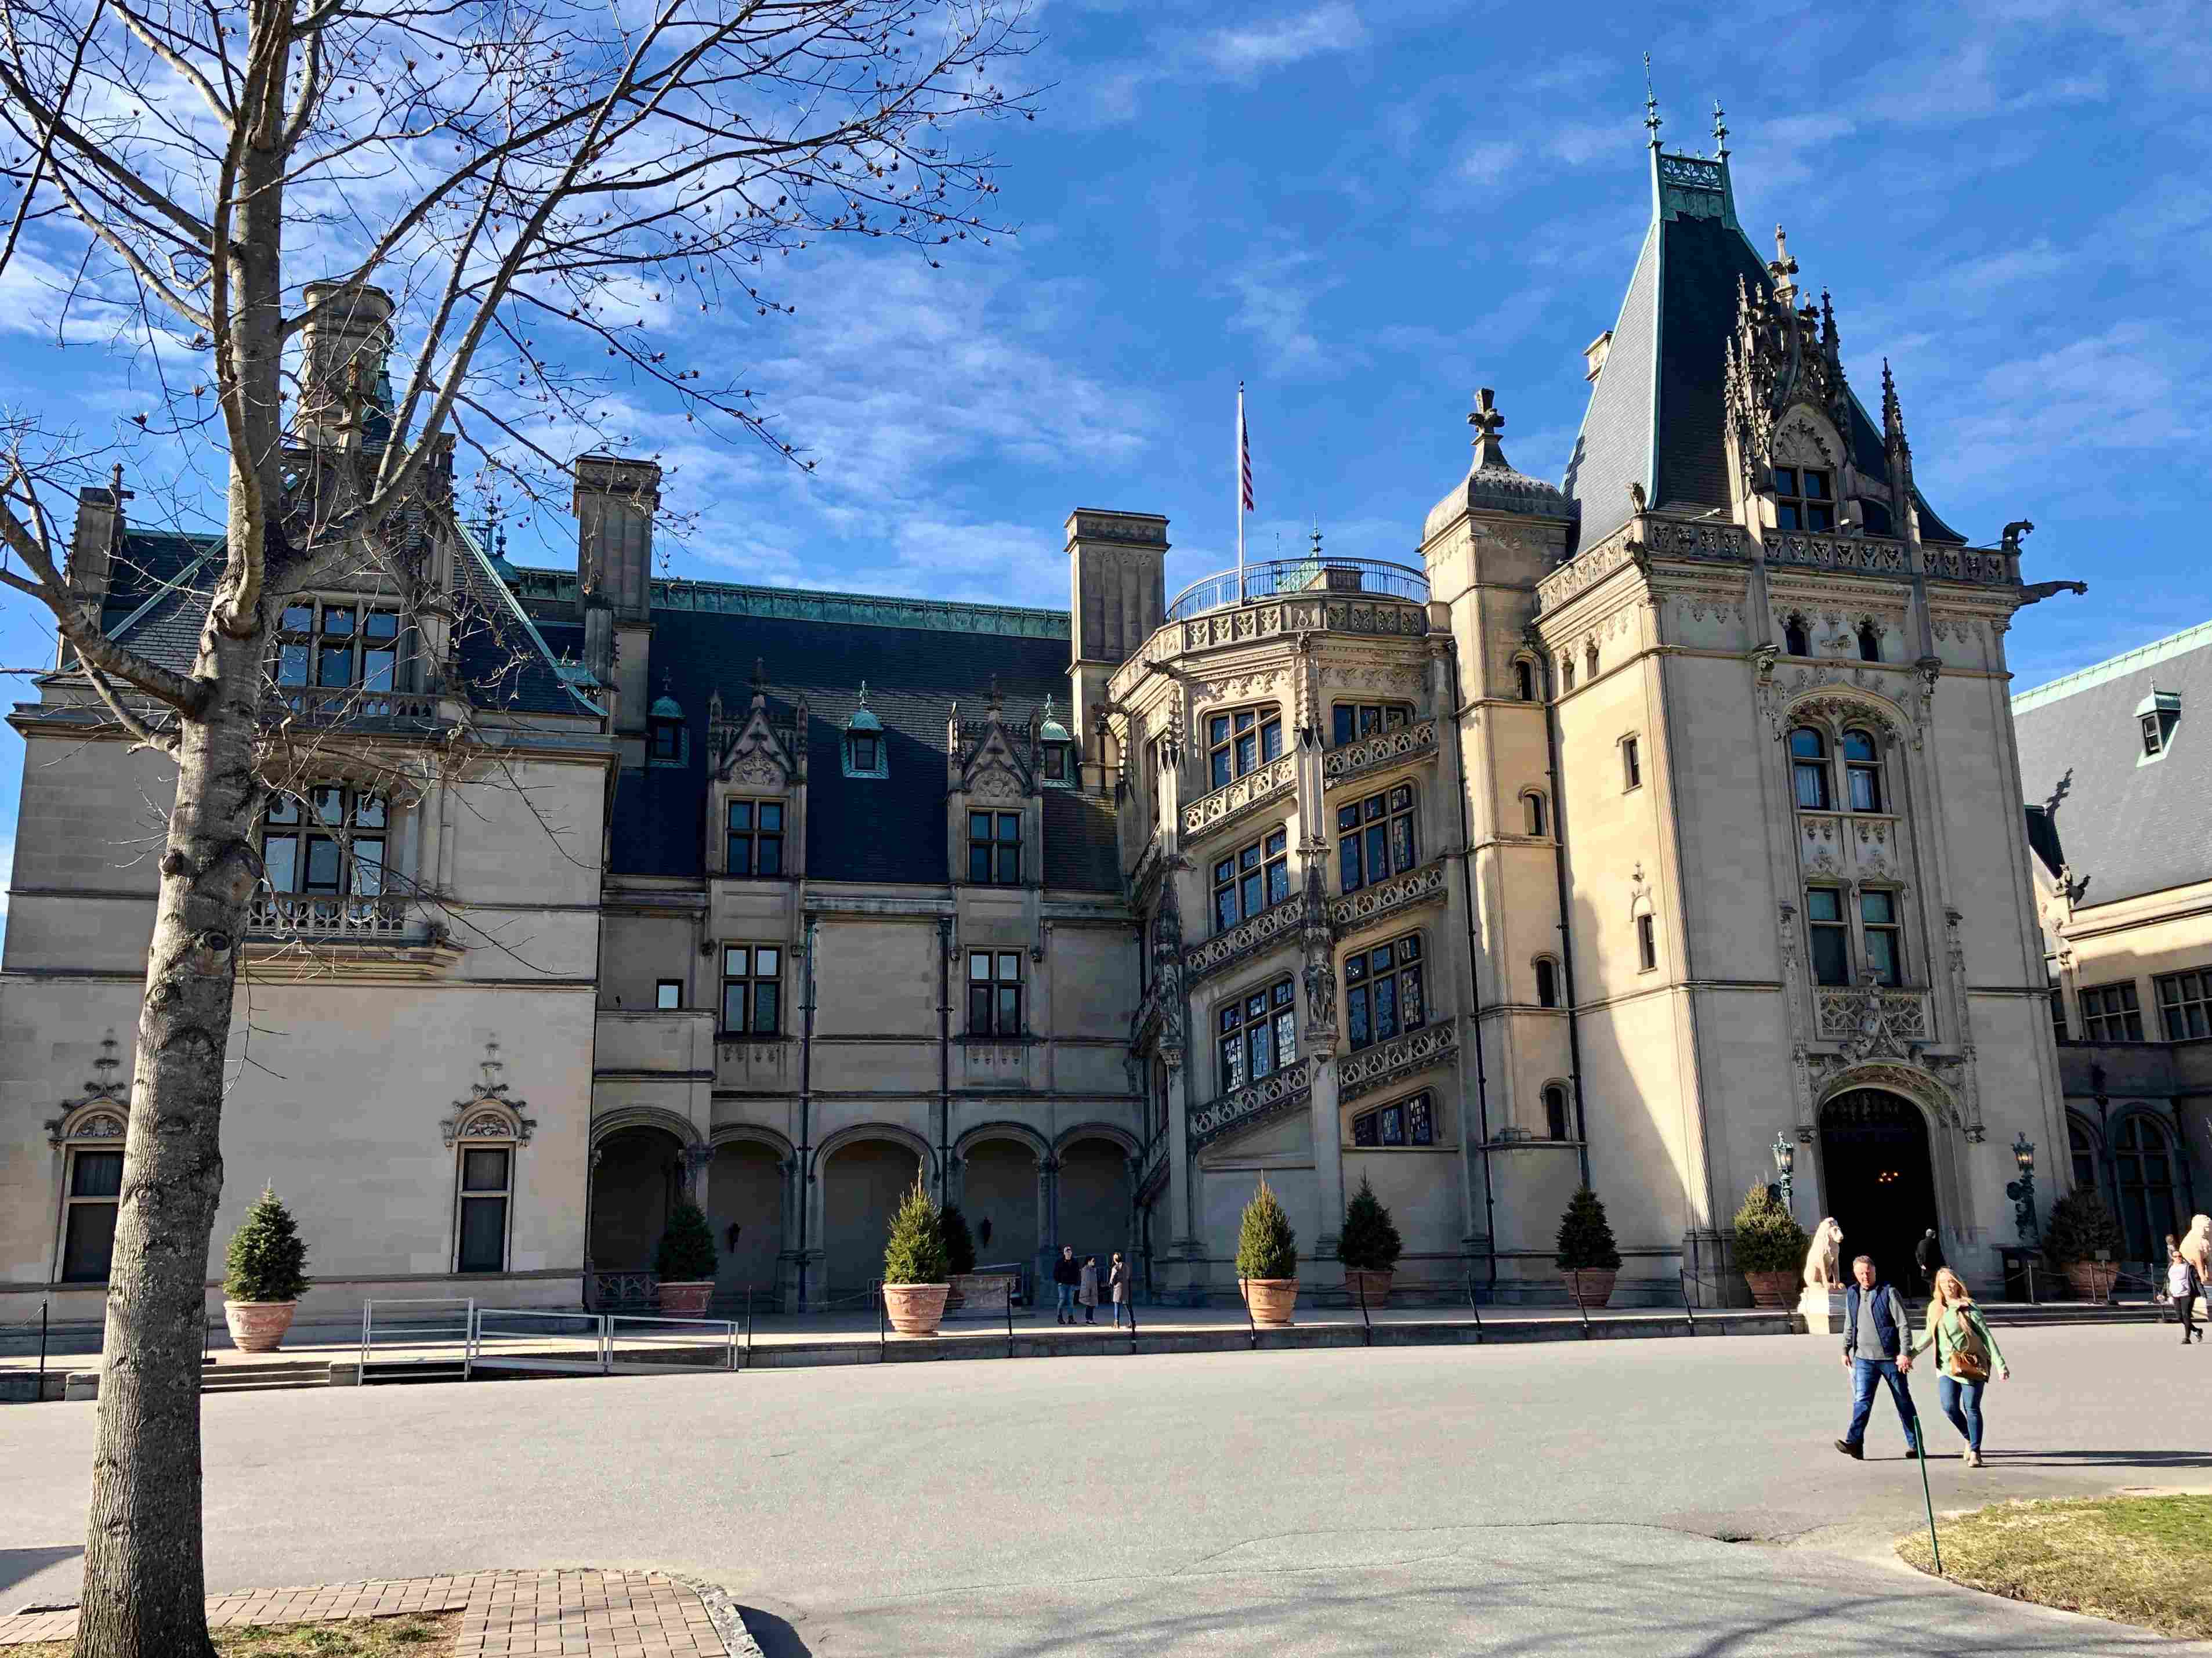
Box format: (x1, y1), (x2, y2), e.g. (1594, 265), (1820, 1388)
(1239, 385), (1254, 512)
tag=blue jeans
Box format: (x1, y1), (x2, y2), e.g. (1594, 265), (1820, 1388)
(1938, 1375), (1985, 1451)
(1845, 1357), (1920, 1450)
(1056, 1284), (1074, 1315)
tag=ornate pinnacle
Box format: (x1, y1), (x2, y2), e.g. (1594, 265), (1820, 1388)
(1643, 53), (1661, 146)
(1711, 100), (1729, 160)
(1467, 387), (1509, 471)
(1768, 223), (1799, 300)
(1309, 524), (1323, 558)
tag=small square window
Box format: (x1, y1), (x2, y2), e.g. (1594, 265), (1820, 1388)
(656, 980), (682, 1011)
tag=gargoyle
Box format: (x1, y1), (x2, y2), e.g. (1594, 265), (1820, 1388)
(2017, 580), (2087, 607)
(2001, 520), (2034, 553)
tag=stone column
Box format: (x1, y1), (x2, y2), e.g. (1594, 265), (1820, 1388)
(1037, 1154), (1060, 1294)
(776, 1155), (805, 1312)
(1310, 1060), (1344, 1268)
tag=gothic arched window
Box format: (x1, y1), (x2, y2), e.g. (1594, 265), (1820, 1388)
(1842, 729), (1884, 812)
(1789, 727), (1831, 810)
(1857, 621), (1882, 663)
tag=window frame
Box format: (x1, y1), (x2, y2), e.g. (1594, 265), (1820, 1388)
(1522, 790), (1548, 838)
(2049, 973), (2068, 1044)
(1330, 701), (1414, 747)
(1841, 728), (1885, 813)
(1636, 913), (1657, 973)
(655, 979), (683, 1011)
(1621, 735), (1642, 791)
(2156, 969), (2212, 1041)
(725, 799), (787, 878)
(258, 785), (389, 919)
(1205, 704), (1284, 791)
(2080, 980), (2145, 1042)
(1806, 886), (1852, 987)
(1856, 621), (1883, 664)
(1351, 1091), (1437, 1149)
(1344, 933), (1427, 1051)
(58, 1143), (126, 1284)
(1336, 783), (1418, 894)
(454, 1144), (513, 1275)
(1859, 888), (1903, 987)
(967, 810), (1023, 885)
(1217, 977), (1297, 1092)
(967, 949), (1026, 1037)
(1789, 727), (1832, 811)
(1212, 828), (1291, 932)
(720, 943), (784, 1036)
(1772, 465), (1836, 533)
(1542, 1083), (1574, 1142)
(275, 598), (404, 694)
(1783, 615), (1811, 657)
(1534, 956), (1560, 1009)
(1514, 658), (1536, 701)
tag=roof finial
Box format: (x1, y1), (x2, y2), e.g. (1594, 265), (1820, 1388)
(1643, 53), (1661, 147)
(1768, 223), (1799, 303)
(1711, 99), (1729, 161)
(1310, 523), (1323, 558)
(751, 656), (765, 689)
(856, 679), (870, 708)
(1467, 387), (1509, 471)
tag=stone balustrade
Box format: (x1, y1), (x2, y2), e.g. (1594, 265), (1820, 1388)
(1328, 859), (1449, 940)
(1109, 593), (1431, 704)
(1323, 718), (1438, 792)
(247, 892), (409, 936)
(1338, 1019), (1459, 1104)
(1188, 1055), (1316, 1151)
(276, 685), (443, 728)
(1182, 753), (1298, 844)
(1182, 890), (1311, 987)
(1765, 531), (1908, 577)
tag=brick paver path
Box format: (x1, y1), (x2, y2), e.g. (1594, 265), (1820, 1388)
(0, 1569), (729, 1654)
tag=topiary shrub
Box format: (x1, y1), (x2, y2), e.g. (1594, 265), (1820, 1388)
(882, 1178), (949, 1284)
(1555, 1188), (1622, 1272)
(938, 1204), (978, 1276)
(1234, 1176), (1298, 1280)
(1338, 1176), (1403, 1273)
(1731, 1182), (1809, 1274)
(223, 1185), (310, 1303)
(2045, 1187), (2124, 1264)
(655, 1200), (719, 1281)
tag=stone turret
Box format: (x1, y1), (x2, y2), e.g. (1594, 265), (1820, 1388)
(296, 282), (394, 449)
(573, 454), (660, 737)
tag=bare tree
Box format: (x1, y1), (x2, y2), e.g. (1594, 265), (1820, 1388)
(0, 1), (1027, 1650)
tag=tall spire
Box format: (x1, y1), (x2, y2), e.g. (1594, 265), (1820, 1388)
(1711, 100), (1729, 161)
(1643, 53), (1661, 149)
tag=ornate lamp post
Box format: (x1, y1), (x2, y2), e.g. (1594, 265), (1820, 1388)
(1771, 1132), (1796, 1217)
(2005, 1133), (2039, 1244)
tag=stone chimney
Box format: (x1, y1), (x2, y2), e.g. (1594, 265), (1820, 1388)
(573, 454), (661, 736)
(1066, 508), (1168, 779)
(296, 282), (394, 448)
(66, 469), (131, 611)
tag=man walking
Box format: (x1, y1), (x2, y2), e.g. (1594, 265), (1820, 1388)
(1837, 1253), (1921, 1461)
(1914, 1228), (1945, 1295)
(1051, 1245), (1080, 1325)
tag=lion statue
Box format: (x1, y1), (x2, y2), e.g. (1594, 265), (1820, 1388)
(1802, 1217), (1844, 1290)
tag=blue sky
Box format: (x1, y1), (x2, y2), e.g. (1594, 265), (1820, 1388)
(1, 0), (2209, 934)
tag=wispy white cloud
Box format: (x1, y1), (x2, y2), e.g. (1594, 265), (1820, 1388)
(1198, 4), (1366, 79)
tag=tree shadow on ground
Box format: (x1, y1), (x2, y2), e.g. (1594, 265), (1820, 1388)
(0, 1545), (81, 1602)
(736, 1605), (813, 1656)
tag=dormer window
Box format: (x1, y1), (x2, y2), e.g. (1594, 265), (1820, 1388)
(646, 684), (687, 768)
(842, 683), (888, 779)
(1037, 696), (1076, 788)
(1773, 466), (1834, 533)
(2138, 687), (2181, 763)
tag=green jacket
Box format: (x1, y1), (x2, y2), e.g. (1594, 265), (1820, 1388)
(1911, 1302), (2007, 1374)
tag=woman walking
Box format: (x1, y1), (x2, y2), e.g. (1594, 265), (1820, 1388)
(1108, 1252), (1132, 1328)
(1078, 1255), (1100, 1325)
(1911, 1268), (2010, 1467)
(2170, 1246), (2203, 1345)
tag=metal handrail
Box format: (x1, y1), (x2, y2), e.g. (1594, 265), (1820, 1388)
(1165, 556), (1429, 622)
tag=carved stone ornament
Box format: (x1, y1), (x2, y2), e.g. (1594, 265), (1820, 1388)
(1815, 976), (1928, 1063)
(439, 1038), (535, 1146)
(711, 685), (799, 788)
(968, 764), (1025, 805)
(46, 1029), (131, 1144)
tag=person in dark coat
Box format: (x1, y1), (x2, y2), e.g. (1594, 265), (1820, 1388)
(1051, 1245), (1080, 1324)
(1108, 1252), (1132, 1328)
(1914, 1229), (1946, 1295)
(1078, 1256), (1100, 1324)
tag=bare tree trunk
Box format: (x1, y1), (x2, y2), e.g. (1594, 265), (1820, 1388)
(75, 646), (265, 1658)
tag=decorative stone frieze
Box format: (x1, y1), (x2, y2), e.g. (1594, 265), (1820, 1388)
(1182, 890), (1310, 987)
(1322, 718), (1438, 792)
(1189, 1055), (1316, 1151)
(1182, 753), (1297, 844)
(1338, 1019), (1459, 1105)
(1108, 596), (1429, 703)
(1924, 545), (2010, 586)
(1813, 982), (1929, 1062)
(1327, 859), (1448, 942)
(1649, 520), (1750, 562)
(1765, 532), (1907, 578)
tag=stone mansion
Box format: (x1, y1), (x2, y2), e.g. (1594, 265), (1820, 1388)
(1, 128), (2091, 1323)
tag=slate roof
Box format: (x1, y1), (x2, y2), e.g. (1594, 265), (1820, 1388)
(579, 593), (1121, 892)
(2012, 618), (2212, 908)
(1561, 150), (1965, 555)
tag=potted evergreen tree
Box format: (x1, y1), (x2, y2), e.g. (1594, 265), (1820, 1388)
(1236, 1176), (1299, 1327)
(655, 1200), (719, 1316)
(1338, 1175), (1403, 1309)
(222, 1185), (311, 1353)
(2046, 1188), (2125, 1301)
(1555, 1187), (1621, 1308)
(1731, 1182), (1809, 1308)
(881, 1177), (952, 1334)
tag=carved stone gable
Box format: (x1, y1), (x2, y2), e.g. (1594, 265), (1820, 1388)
(711, 678), (801, 789)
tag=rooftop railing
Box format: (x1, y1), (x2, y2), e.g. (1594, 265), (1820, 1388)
(1165, 556), (1428, 624)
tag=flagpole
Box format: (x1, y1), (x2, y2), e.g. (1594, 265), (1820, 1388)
(1236, 381), (1247, 602)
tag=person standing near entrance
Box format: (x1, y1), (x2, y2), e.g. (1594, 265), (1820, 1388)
(1078, 1255), (1100, 1324)
(1837, 1254), (1921, 1461)
(1914, 1228), (1945, 1295)
(2169, 1246), (2203, 1345)
(1108, 1252), (1132, 1327)
(1052, 1245), (1080, 1324)
(1911, 1267), (2009, 1467)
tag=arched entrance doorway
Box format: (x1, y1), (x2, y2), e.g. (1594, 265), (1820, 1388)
(821, 1137), (921, 1301)
(590, 1125), (686, 1271)
(1058, 1136), (1134, 1271)
(960, 1137), (1040, 1279)
(1818, 1089), (1938, 1293)
(2112, 1114), (2181, 1266)
(705, 1140), (785, 1300)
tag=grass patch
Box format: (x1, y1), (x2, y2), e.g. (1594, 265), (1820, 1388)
(1898, 1494), (2212, 1639)
(15, 1609), (455, 1657)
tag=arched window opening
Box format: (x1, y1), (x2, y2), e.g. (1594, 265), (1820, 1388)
(2113, 1115), (2180, 1265)
(1523, 792), (1547, 838)
(1584, 642), (1599, 679)
(2067, 1114), (2098, 1192)
(1534, 957), (1559, 1008)
(1637, 913), (1657, 972)
(1543, 1084), (1572, 1142)
(1789, 727), (1831, 810)
(1562, 657), (1577, 692)
(1783, 615), (1811, 657)
(1857, 621), (1882, 663)
(1515, 658), (1536, 702)
(1842, 729), (1884, 812)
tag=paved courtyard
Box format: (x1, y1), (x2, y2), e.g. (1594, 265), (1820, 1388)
(3, 1322), (2209, 1654)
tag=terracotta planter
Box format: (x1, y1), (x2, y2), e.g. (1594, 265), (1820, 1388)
(1743, 1269), (1799, 1309)
(658, 1280), (715, 1317)
(882, 1282), (950, 1335)
(2062, 1261), (2119, 1302)
(1343, 1268), (1395, 1310)
(1241, 1277), (1298, 1327)
(1561, 1268), (1617, 1309)
(223, 1299), (298, 1354)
